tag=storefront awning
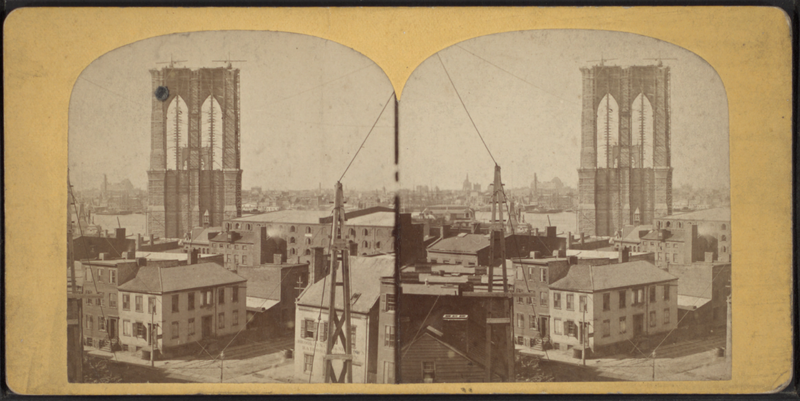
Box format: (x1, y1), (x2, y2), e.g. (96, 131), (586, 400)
(246, 297), (280, 312)
(677, 294), (711, 311)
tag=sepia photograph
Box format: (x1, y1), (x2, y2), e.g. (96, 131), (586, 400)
(67, 31), (398, 383)
(396, 30), (731, 383)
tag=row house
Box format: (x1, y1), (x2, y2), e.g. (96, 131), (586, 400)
(293, 255), (395, 383)
(548, 261), (678, 357)
(511, 253), (570, 350)
(116, 262), (246, 359)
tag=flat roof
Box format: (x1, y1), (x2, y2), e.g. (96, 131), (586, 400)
(660, 207), (731, 223)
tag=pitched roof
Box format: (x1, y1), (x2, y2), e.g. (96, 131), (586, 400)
(550, 261), (677, 292)
(189, 226), (222, 244)
(296, 255), (394, 314)
(117, 262), (245, 294)
(236, 264), (307, 301)
(641, 229), (686, 242)
(345, 211), (394, 227)
(666, 207), (731, 222)
(210, 230), (259, 244)
(428, 234), (489, 254)
(230, 210), (332, 224)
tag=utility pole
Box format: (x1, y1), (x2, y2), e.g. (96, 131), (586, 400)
(150, 306), (155, 367)
(323, 182), (354, 383)
(651, 350), (656, 381)
(582, 304), (586, 366)
(220, 351), (225, 383)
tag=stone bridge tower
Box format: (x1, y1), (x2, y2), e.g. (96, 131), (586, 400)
(147, 64), (242, 239)
(577, 63), (673, 237)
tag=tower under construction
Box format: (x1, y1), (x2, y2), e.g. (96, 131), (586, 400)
(147, 63), (242, 238)
(577, 62), (673, 237)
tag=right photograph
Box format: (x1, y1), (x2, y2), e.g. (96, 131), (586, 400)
(396, 30), (731, 383)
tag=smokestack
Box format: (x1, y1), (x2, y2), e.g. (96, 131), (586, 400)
(580, 232), (586, 244)
(137, 257), (147, 267)
(619, 246), (630, 263)
(567, 231), (573, 249)
(546, 226), (556, 238)
(310, 247), (326, 284)
(116, 228), (126, 240)
(568, 255), (578, 265)
(149, 234), (155, 247)
(189, 248), (199, 265)
(137, 234), (143, 250)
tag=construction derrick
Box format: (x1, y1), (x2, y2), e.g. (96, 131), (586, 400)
(324, 182), (354, 383)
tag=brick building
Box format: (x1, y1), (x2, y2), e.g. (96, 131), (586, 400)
(116, 262), (246, 359)
(510, 254), (571, 350)
(209, 226), (287, 270)
(548, 261), (678, 357)
(376, 275), (397, 383)
(654, 207), (731, 262)
(236, 262), (309, 337)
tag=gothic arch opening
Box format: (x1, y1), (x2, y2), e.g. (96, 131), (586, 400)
(201, 96), (224, 170)
(166, 95), (189, 170)
(596, 93), (619, 168)
(631, 93), (654, 168)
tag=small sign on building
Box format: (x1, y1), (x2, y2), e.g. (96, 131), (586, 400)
(443, 314), (468, 321)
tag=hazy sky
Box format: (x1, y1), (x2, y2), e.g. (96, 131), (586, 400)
(69, 31), (396, 192)
(399, 30), (730, 191)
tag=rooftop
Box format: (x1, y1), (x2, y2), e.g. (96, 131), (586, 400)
(661, 207), (731, 223)
(210, 230), (259, 244)
(641, 229), (686, 242)
(550, 260), (677, 292)
(428, 234), (489, 254)
(345, 211), (394, 227)
(236, 264), (307, 301)
(230, 209), (332, 224)
(118, 262), (245, 294)
(296, 255), (394, 314)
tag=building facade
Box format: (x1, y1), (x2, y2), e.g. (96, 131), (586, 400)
(511, 256), (571, 350)
(376, 276), (397, 384)
(654, 207), (731, 263)
(578, 63), (673, 237)
(548, 261), (678, 357)
(147, 65), (243, 239)
(116, 263), (246, 358)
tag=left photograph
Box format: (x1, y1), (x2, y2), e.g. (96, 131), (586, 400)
(67, 31), (398, 384)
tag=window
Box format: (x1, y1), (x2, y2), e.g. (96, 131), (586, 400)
(304, 354), (314, 373)
(149, 297), (157, 314)
(516, 313), (524, 328)
(384, 294), (396, 312)
(554, 318), (562, 334)
(619, 317), (627, 334)
(603, 319), (610, 337)
(109, 293), (117, 307)
(98, 317), (106, 331)
(109, 270), (117, 284)
(136, 322), (146, 338)
(226, 255), (231, 263)
(529, 315), (536, 329)
(350, 326), (357, 349)
(86, 290), (93, 305)
(619, 290), (627, 308)
(306, 226), (312, 234)
(135, 295), (143, 312)
(218, 312), (225, 329)
(672, 253), (677, 262)
(363, 229), (370, 236)
(566, 294), (574, 310)
(232, 287), (239, 303)
(526, 296), (532, 305)
(189, 292), (195, 310)
(663, 285), (670, 301)
(422, 362), (436, 383)
(540, 268), (547, 283)
(363, 241), (370, 249)
(218, 288), (225, 304)
(85, 268), (93, 282)
(579, 295), (587, 312)
(290, 248), (296, 256)
(319, 321), (328, 342)
(603, 293), (611, 311)
(540, 292), (548, 306)
(649, 311), (657, 327)
(376, 241), (381, 249)
(302, 319), (316, 339)
(290, 226), (296, 233)
(664, 308), (670, 324)
(172, 322), (179, 339)
(86, 338), (93, 347)
(234, 255), (239, 264)
(384, 325), (395, 347)
(633, 288), (645, 305)
(242, 255), (247, 265)
(290, 237), (296, 244)
(553, 292), (561, 309)
(98, 292), (104, 307)
(516, 290), (523, 304)
(305, 238), (311, 245)
(304, 249), (311, 256)
(123, 320), (131, 336)
(349, 228), (356, 237)
(188, 318), (195, 336)
(233, 310), (239, 326)
(517, 336), (524, 345)
(566, 320), (576, 337)
(721, 224), (727, 230)
(649, 286), (656, 303)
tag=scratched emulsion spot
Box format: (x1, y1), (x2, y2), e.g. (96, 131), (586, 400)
(154, 86), (169, 101)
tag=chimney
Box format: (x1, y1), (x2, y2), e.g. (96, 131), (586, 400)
(580, 232), (585, 244)
(566, 231), (573, 249)
(104, 229), (109, 237)
(310, 247), (326, 284)
(115, 228), (126, 240)
(189, 248), (199, 265)
(137, 257), (147, 267)
(149, 234), (155, 247)
(122, 250), (135, 260)
(553, 249), (566, 258)
(136, 234), (143, 250)
(546, 226), (556, 238)
(99, 252), (109, 260)
(529, 251), (541, 259)
(705, 251), (715, 263)
(619, 246), (630, 263)
(568, 255), (578, 265)
(534, 228), (539, 236)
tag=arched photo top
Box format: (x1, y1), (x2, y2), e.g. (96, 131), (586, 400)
(399, 29), (729, 201)
(69, 30), (397, 198)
